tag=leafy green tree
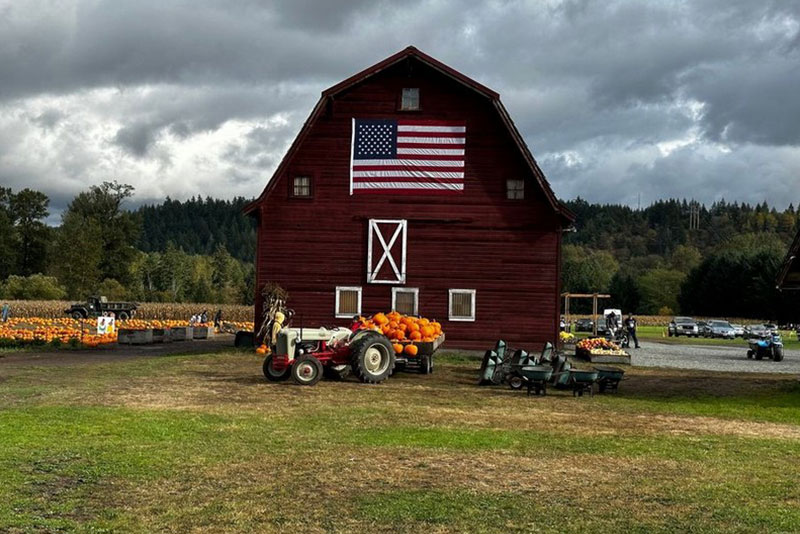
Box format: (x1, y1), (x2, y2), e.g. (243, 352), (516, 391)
(609, 272), (641, 314)
(669, 245), (702, 273)
(10, 188), (50, 275)
(97, 278), (128, 301)
(68, 181), (139, 284)
(0, 188), (15, 279)
(52, 212), (103, 298)
(1, 274), (66, 300)
(638, 269), (686, 315)
(156, 243), (191, 301)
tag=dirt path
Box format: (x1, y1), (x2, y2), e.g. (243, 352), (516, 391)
(0, 335), (236, 367)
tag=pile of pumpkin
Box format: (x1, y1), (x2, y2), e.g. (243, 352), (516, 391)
(356, 311), (443, 356)
(0, 317), (116, 347)
(575, 337), (626, 355)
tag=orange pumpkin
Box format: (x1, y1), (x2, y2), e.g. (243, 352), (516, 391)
(409, 331), (422, 341)
(403, 344), (419, 356)
(392, 343), (404, 354)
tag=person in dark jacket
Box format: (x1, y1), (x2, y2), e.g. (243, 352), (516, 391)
(625, 313), (640, 348)
(213, 309), (223, 328)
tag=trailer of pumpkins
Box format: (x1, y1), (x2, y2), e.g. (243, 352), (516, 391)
(358, 311), (445, 374)
(575, 337), (630, 364)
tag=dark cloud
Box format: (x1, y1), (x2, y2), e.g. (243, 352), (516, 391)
(0, 0), (798, 215)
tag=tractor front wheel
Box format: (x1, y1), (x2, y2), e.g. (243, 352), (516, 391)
(350, 333), (395, 384)
(263, 354), (290, 382)
(291, 355), (323, 386)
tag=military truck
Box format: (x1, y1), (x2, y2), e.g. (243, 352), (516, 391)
(64, 296), (138, 320)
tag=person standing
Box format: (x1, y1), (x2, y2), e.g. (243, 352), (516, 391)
(213, 309), (222, 328)
(1, 303), (9, 323)
(625, 313), (640, 349)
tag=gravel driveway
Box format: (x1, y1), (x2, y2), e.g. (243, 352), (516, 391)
(631, 340), (800, 374)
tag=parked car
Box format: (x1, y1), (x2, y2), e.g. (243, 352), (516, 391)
(668, 316), (699, 337)
(745, 324), (770, 338)
(707, 320), (736, 339)
(730, 323), (745, 337)
(574, 318), (594, 332)
(697, 321), (712, 337)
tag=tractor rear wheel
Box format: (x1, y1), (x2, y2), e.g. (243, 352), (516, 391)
(323, 364), (351, 381)
(350, 333), (395, 384)
(291, 355), (323, 386)
(263, 354), (290, 382)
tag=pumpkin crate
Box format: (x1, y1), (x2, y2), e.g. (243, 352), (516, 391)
(394, 333), (445, 374)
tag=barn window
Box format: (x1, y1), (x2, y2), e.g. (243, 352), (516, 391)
(392, 287), (418, 316)
(291, 176), (312, 198)
(506, 179), (524, 200)
(401, 88), (420, 110)
(449, 289), (476, 321)
(335, 286), (362, 318)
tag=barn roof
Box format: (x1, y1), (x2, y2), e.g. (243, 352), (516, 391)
(244, 46), (574, 223)
(777, 228), (800, 290)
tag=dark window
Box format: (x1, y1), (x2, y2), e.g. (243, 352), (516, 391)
(292, 176), (312, 198)
(506, 179), (524, 200)
(392, 288), (418, 316)
(401, 88), (420, 110)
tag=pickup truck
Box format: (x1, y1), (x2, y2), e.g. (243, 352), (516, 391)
(64, 296), (138, 320)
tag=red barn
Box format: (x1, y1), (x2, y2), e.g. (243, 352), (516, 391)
(245, 47), (574, 349)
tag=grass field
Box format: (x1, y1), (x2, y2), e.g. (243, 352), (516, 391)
(1, 349), (799, 533)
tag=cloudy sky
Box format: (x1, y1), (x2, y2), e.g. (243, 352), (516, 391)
(1, 0), (799, 221)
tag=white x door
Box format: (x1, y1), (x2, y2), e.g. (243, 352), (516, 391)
(367, 219), (407, 284)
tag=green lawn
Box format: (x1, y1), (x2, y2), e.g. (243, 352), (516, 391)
(0, 349), (799, 533)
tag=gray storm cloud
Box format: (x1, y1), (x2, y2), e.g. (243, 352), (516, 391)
(0, 0), (798, 218)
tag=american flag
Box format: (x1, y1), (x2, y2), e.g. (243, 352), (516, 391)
(350, 118), (466, 194)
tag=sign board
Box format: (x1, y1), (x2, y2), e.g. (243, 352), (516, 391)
(97, 316), (116, 335)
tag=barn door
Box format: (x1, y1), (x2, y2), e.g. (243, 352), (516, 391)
(367, 219), (407, 284)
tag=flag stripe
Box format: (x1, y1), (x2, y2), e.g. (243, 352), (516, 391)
(396, 147), (464, 156)
(353, 159), (464, 168)
(353, 170), (464, 179)
(353, 182), (464, 190)
(395, 136), (465, 144)
(397, 125), (466, 133)
(353, 177), (463, 183)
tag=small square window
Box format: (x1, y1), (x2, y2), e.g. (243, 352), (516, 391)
(392, 287), (418, 316)
(506, 179), (524, 200)
(449, 289), (476, 322)
(401, 88), (420, 110)
(292, 176), (312, 198)
(335, 286), (362, 318)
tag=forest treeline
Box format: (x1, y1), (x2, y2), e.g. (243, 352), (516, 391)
(0, 185), (255, 305)
(562, 198), (800, 319)
(2, 187), (799, 318)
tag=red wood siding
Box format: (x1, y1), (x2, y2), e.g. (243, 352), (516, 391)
(253, 59), (564, 350)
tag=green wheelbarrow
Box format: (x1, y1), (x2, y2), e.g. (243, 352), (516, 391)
(508, 365), (553, 396)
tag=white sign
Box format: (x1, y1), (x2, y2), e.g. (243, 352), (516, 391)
(97, 316), (116, 335)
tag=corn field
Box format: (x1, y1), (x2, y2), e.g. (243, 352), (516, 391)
(2, 301), (254, 322)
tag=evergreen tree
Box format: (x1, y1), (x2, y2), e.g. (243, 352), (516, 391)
(10, 188), (50, 276)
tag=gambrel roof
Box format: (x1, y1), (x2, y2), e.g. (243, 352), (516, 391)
(245, 46), (574, 223)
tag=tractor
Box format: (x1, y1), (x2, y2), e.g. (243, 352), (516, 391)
(262, 324), (396, 386)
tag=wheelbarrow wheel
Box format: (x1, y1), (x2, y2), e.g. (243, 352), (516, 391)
(291, 355), (323, 386)
(508, 375), (524, 390)
(263, 354), (290, 382)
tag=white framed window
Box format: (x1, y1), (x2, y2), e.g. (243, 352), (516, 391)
(292, 176), (312, 198)
(392, 287), (419, 316)
(506, 179), (524, 200)
(335, 286), (362, 318)
(367, 219), (407, 284)
(449, 289), (476, 321)
(401, 88), (420, 110)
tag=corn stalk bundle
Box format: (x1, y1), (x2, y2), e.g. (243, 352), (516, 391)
(257, 283), (288, 340)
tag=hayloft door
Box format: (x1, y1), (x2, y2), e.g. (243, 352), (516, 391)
(367, 219), (407, 284)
